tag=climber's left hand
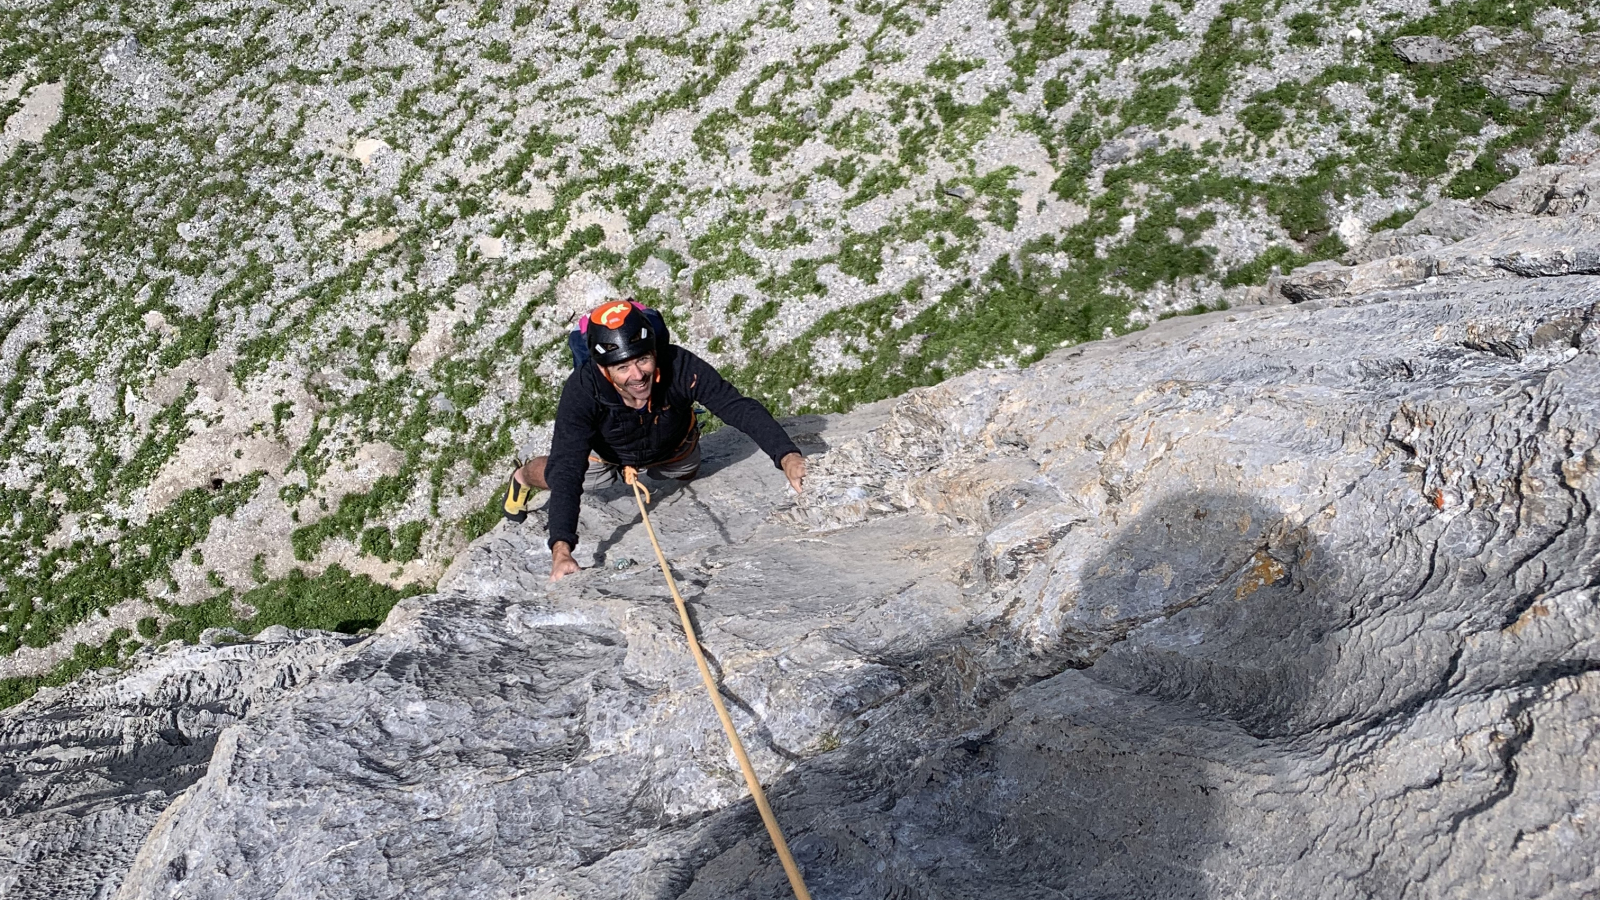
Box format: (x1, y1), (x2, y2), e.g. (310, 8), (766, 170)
(780, 452), (806, 495)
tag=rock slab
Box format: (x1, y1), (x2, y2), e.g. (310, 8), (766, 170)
(1392, 35), (1462, 64)
(5, 279), (1600, 898)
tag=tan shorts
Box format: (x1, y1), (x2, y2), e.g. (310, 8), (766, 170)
(583, 425), (702, 489)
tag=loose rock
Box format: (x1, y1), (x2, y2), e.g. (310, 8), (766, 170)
(1391, 36), (1462, 64)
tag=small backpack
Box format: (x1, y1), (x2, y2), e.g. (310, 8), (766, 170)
(569, 301), (669, 370)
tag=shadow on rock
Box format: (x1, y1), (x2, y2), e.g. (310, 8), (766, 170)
(674, 491), (1345, 899)
(1075, 491), (1346, 741)
(698, 413), (832, 481)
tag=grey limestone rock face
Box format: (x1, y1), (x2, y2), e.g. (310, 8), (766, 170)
(1430, 215), (1600, 279)
(1277, 259), (1357, 301)
(6, 277), (1600, 897)
(0, 633), (360, 899)
(1344, 231), (1447, 266)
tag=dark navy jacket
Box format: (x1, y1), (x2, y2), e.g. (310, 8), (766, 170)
(544, 344), (799, 549)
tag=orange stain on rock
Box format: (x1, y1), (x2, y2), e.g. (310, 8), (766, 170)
(1237, 551), (1288, 600)
(1504, 602), (1551, 636)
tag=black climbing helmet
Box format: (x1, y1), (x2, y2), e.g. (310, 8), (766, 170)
(584, 300), (657, 367)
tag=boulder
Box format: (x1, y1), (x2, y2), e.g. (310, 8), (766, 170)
(1347, 200), (1494, 265)
(1278, 259), (1353, 301)
(0, 81), (65, 164)
(1346, 231), (1446, 265)
(1482, 75), (1565, 98)
(472, 234), (505, 258)
(349, 138), (390, 166)
(1547, 167), (1600, 216)
(635, 254), (676, 290)
(1092, 126), (1161, 168)
(99, 34), (141, 68)
(1391, 36), (1462, 64)
(1484, 168), (1560, 214)
(1462, 25), (1503, 55)
(1476, 165), (1600, 217)
(1280, 255), (1428, 302)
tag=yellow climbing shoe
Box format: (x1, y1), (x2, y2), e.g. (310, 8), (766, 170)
(503, 468), (533, 523)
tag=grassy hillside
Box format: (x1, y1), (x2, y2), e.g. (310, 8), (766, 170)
(0, 0), (1596, 701)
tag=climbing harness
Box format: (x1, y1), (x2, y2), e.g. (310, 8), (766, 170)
(621, 466), (814, 900)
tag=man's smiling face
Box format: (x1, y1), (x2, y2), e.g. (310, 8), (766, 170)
(605, 353), (656, 402)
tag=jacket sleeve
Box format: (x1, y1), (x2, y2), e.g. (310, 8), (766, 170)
(545, 372), (600, 550)
(679, 349), (800, 467)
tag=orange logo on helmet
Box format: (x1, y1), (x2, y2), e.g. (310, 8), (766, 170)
(592, 301), (632, 329)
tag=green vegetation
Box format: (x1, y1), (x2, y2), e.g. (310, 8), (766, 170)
(0, 632), (134, 710)
(158, 564), (420, 642)
(1222, 245), (1314, 287)
(1371, 207), (1417, 232)
(1, 478), (262, 656)
(1158, 300), (1228, 320)
(1285, 13), (1322, 47)
(1189, 0), (1269, 114)
(290, 475), (413, 561)
(0, 566), (422, 710)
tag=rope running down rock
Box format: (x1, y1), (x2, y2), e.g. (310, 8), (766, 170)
(621, 466), (814, 900)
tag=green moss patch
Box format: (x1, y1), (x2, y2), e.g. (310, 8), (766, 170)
(0, 566), (421, 710)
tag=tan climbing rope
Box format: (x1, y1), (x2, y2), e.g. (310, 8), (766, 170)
(622, 466), (814, 900)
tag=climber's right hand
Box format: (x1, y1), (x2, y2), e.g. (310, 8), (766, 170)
(550, 542), (581, 582)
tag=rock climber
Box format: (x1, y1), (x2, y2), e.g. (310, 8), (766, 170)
(502, 299), (807, 581)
